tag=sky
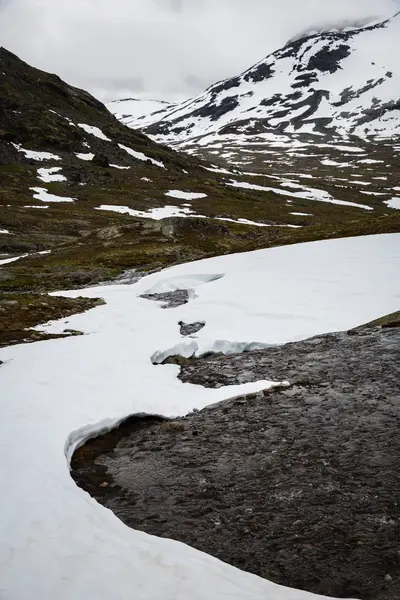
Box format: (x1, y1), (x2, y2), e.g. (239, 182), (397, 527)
(0, 0), (398, 103)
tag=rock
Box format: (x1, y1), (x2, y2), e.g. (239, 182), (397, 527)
(141, 289), (189, 309)
(178, 321), (206, 336)
(92, 153), (109, 168)
(97, 226), (123, 240)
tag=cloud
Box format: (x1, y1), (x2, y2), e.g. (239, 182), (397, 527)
(0, 0), (398, 101)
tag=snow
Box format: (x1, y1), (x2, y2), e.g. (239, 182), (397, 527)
(1, 234), (398, 600)
(0, 254), (28, 265)
(290, 212), (313, 216)
(110, 164), (130, 170)
(77, 124), (111, 141)
(321, 159), (352, 167)
(24, 205), (49, 209)
(165, 190), (208, 200)
(360, 191), (387, 196)
(217, 217), (270, 227)
(30, 187), (75, 203)
(0, 228), (11, 234)
(118, 144), (165, 168)
(385, 198), (400, 209)
(358, 159), (384, 164)
(12, 143), (61, 161)
(95, 205), (294, 229)
(37, 167), (67, 183)
(76, 152), (95, 161)
(96, 204), (194, 220)
(0, 250), (51, 266)
(203, 165), (233, 175)
(228, 180), (373, 210)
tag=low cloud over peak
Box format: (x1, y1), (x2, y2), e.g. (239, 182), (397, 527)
(0, 0), (398, 101)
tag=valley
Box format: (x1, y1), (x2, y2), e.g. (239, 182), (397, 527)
(0, 8), (399, 600)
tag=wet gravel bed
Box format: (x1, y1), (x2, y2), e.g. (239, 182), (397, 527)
(72, 325), (400, 600)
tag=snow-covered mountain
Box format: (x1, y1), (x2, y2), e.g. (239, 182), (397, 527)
(138, 12), (400, 146)
(107, 97), (176, 129)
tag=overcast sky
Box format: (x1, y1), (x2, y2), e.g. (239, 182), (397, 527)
(0, 0), (398, 102)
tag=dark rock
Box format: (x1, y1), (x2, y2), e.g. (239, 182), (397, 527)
(141, 289), (189, 309)
(178, 321), (206, 336)
(92, 153), (109, 167)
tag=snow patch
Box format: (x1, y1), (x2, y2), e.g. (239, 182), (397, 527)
(77, 124), (111, 141)
(118, 144), (165, 168)
(385, 198), (400, 210)
(37, 167), (67, 183)
(228, 180), (373, 210)
(30, 187), (75, 203)
(290, 212), (313, 216)
(96, 204), (194, 220)
(24, 205), (49, 209)
(75, 153), (94, 161)
(12, 143), (61, 161)
(165, 190), (208, 201)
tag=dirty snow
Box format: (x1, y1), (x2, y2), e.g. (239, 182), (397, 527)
(0, 234), (399, 600)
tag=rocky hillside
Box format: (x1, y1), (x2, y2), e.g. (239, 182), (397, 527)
(140, 12), (400, 145)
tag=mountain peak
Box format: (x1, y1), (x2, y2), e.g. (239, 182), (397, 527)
(125, 12), (399, 145)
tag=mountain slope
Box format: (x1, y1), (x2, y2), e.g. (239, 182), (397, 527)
(141, 12), (400, 145)
(107, 97), (176, 129)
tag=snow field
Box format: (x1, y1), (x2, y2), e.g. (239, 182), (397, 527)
(0, 234), (399, 600)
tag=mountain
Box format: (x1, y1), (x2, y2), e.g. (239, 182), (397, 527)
(138, 12), (400, 147)
(107, 97), (176, 129)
